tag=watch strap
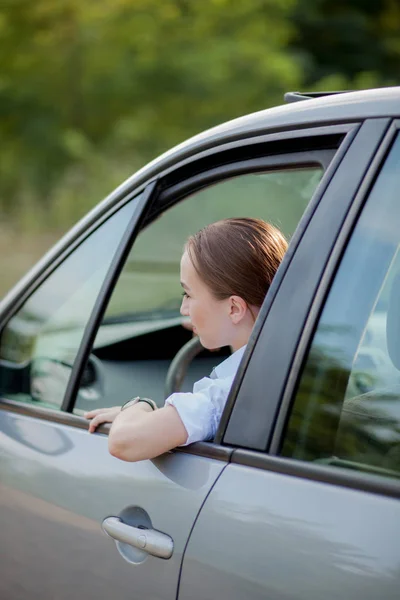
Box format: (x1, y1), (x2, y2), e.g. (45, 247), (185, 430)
(120, 397), (157, 411)
(137, 398), (157, 411)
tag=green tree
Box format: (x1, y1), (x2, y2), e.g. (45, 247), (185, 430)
(0, 0), (299, 225)
(289, 0), (400, 88)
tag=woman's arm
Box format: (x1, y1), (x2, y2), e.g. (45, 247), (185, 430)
(108, 403), (188, 462)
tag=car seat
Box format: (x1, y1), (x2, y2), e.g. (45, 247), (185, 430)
(336, 272), (400, 473)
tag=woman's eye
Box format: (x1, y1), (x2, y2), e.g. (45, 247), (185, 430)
(182, 292), (190, 299)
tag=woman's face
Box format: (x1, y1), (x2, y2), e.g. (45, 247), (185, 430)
(180, 251), (232, 350)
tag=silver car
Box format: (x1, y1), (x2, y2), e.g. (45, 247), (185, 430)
(1, 88), (400, 600)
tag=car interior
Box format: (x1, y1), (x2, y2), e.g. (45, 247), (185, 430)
(337, 269), (400, 474)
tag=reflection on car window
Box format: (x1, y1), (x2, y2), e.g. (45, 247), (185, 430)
(281, 134), (400, 480)
(0, 198), (138, 410)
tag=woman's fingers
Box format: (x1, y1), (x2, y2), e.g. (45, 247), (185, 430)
(88, 412), (114, 433)
(84, 406), (121, 433)
(84, 406), (120, 419)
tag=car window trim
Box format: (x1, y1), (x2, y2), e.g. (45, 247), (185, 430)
(221, 118), (393, 450)
(60, 181), (158, 412)
(231, 448), (400, 500)
(151, 126), (356, 221)
(156, 151), (333, 213)
(270, 120), (400, 455)
(156, 123), (355, 189)
(0, 397), (233, 462)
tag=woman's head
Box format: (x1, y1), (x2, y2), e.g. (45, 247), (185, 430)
(180, 218), (287, 350)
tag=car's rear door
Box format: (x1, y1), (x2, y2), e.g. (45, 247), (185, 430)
(0, 121), (359, 600)
(178, 120), (400, 600)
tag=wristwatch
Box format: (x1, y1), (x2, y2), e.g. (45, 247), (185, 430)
(120, 396), (157, 412)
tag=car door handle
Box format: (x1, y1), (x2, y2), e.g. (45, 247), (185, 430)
(102, 517), (174, 559)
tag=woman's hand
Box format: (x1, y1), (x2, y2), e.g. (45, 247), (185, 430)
(84, 406), (121, 433)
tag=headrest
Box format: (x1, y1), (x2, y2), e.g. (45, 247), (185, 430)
(386, 271), (400, 370)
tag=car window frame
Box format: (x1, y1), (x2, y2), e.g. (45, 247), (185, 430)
(61, 182), (157, 411)
(65, 142), (339, 414)
(0, 122), (359, 458)
(225, 119), (400, 500)
(272, 120), (400, 452)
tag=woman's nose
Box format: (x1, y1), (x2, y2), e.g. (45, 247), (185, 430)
(180, 296), (189, 316)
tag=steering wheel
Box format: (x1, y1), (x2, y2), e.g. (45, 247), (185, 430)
(164, 336), (204, 398)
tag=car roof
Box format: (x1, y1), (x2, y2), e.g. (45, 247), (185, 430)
(120, 86), (400, 192)
(167, 86), (400, 151)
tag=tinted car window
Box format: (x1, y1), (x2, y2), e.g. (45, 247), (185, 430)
(0, 198), (138, 409)
(281, 133), (400, 479)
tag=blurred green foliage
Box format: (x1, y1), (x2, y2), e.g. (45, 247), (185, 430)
(291, 0), (400, 86)
(0, 0), (298, 227)
(0, 0), (399, 295)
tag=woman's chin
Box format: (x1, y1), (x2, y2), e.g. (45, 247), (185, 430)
(200, 339), (221, 351)
(198, 335), (208, 349)
(196, 332), (221, 351)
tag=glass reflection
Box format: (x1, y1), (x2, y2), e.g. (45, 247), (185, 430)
(0, 198), (137, 409)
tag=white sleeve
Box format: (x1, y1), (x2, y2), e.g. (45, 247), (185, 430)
(164, 376), (234, 446)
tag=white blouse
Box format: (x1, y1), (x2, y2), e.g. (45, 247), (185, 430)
(164, 345), (246, 445)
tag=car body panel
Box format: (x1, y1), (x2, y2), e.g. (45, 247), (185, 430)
(179, 462), (400, 600)
(0, 410), (228, 600)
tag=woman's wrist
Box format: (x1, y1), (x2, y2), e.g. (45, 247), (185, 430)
(121, 397), (157, 412)
(134, 402), (154, 413)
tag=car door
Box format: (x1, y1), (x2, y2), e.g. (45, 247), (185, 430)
(178, 120), (400, 600)
(0, 122), (360, 600)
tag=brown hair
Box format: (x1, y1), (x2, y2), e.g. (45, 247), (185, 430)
(186, 217), (288, 308)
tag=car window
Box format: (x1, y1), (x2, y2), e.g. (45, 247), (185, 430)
(0, 197), (138, 410)
(76, 165), (323, 413)
(281, 133), (400, 480)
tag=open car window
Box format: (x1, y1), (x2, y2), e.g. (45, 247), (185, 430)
(98, 168), (323, 341)
(80, 165), (324, 414)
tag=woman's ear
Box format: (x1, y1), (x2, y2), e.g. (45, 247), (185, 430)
(229, 295), (248, 325)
